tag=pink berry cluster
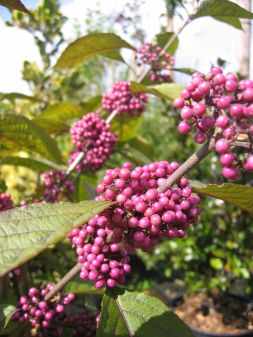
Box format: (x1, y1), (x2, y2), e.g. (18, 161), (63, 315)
(42, 170), (74, 202)
(12, 285), (75, 330)
(69, 112), (117, 173)
(41, 308), (96, 337)
(0, 193), (13, 211)
(136, 42), (174, 82)
(68, 161), (200, 289)
(173, 67), (253, 179)
(102, 81), (148, 116)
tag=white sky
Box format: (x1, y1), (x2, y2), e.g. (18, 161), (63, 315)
(0, 0), (252, 94)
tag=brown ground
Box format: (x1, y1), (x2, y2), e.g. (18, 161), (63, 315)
(174, 293), (253, 334)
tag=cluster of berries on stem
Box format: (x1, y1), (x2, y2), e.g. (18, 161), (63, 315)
(42, 170), (75, 202)
(136, 42), (174, 82)
(68, 161), (200, 289)
(69, 112), (117, 173)
(12, 285), (75, 330)
(0, 193), (13, 211)
(102, 81), (148, 117)
(173, 67), (253, 179)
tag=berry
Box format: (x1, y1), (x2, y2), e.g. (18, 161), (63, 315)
(136, 42), (174, 83)
(0, 193), (13, 211)
(67, 161), (200, 289)
(102, 81), (148, 117)
(69, 112), (117, 173)
(42, 170), (74, 203)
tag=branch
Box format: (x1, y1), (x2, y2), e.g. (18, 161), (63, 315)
(44, 263), (82, 301)
(157, 129), (220, 192)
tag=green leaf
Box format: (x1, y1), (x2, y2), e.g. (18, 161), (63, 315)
(0, 92), (39, 102)
(55, 33), (134, 69)
(0, 180), (7, 193)
(0, 304), (16, 330)
(129, 136), (155, 161)
(131, 82), (183, 101)
(0, 156), (63, 172)
(80, 96), (102, 115)
(111, 115), (143, 142)
(97, 289), (194, 337)
(65, 279), (103, 295)
(172, 68), (196, 75)
(0, 200), (113, 276)
(192, 183), (253, 214)
(210, 257), (223, 270)
(0, 114), (62, 163)
(156, 32), (179, 55)
(34, 118), (69, 134)
(36, 103), (84, 123)
(192, 0), (253, 30)
(0, 0), (30, 13)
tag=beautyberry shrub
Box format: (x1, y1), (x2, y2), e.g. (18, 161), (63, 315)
(13, 285), (75, 331)
(68, 161), (200, 289)
(136, 42), (174, 82)
(102, 81), (148, 116)
(173, 67), (253, 180)
(42, 170), (74, 202)
(69, 112), (117, 173)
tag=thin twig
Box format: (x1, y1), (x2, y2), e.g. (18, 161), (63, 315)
(44, 263), (82, 301)
(158, 129), (221, 192)
(137, 17), (191, 83)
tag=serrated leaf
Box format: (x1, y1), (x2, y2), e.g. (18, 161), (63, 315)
(192, 183), (253, 214)
(36, 103), (84, 123)
(156, 32), (179, 55)
(110, 115), (143, 142)
(65, 279), (103, 295)
(0, 304), (16, 331)
(55, 33), (134, 69)
(0, 156), (63, 172)
(0, 200), (113, 276)
(192, 0), (253, 30)
(131, 82), (183, 101)
(80, 96), (102, 114)
(0, 114), (62, 163)
(0, 92), (39, 101)
(0, 0), (30, 13)
(97, 289), (194, 337)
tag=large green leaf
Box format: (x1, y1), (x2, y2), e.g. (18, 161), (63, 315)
(0, 0), (30, 13)
(192, 183), (253, 214)
(110, 115), (143, 142)
(36, 98), (101, 125)
(192, 0), (253, 30)
(156, 32), (179, 55)
(131, 82), (183, 101)
(97, 289), (194, 337)
(129, 136), (155, 161)
(34, 118), (69, 134)
(0, 114), (62, 163)
(0, 156), (63, 172)
(0, 200), (113, 276)
(55, 33), (134, 69)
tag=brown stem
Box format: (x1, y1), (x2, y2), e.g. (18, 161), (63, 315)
(157, 129), (220, 192)
(44, 263), (82, 301)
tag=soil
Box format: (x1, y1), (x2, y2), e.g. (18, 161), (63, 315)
(174, 293), (253, 334)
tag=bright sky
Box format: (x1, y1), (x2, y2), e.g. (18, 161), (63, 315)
(0, 0), (252, 94)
